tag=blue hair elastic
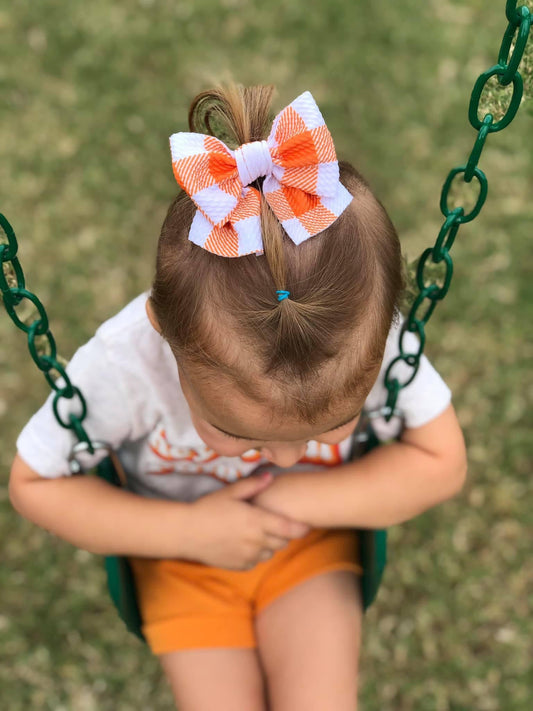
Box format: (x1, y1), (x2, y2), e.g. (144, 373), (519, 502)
(276, 290), (290, 302)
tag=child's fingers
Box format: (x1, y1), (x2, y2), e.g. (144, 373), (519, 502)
(263, 533), (291, 551)
(226, 472), (274, 500)
(260, 510), (310, 540)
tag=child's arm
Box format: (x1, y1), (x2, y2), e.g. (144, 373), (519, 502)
(250, 403), (467, 529)
(9, 454), (310, 566)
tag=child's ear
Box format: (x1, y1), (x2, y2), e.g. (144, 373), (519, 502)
(145, 298), (162, 334)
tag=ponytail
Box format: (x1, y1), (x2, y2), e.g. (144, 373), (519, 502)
(188, 84), (275, 148)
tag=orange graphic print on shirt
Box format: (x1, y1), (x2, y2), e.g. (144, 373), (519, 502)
(146, 423), (344, 483)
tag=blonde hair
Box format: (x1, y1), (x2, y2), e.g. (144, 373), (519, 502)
(151, 84), (404, 421)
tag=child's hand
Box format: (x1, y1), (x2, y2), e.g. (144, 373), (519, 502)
(183, 473), (311, 570)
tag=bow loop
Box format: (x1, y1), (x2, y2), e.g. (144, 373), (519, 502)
(267, 94), (340, 199)
(170, 133), (241, 229)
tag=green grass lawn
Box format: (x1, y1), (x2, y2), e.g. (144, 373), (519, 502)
(1, 1), (532, 709)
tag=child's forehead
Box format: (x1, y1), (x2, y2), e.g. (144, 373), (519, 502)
(179, 360), (364, 440)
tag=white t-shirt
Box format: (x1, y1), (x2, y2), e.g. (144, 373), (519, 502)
(16, 291), (452, 502)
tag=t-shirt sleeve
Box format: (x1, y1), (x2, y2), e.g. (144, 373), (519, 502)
(16, 335), (134, 478)
(364, 315), (452, 436)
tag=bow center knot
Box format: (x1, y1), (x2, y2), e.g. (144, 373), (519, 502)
(234, 140), (273, 187)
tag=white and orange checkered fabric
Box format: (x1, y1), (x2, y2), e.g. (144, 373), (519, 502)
(169, 91), (353, 257)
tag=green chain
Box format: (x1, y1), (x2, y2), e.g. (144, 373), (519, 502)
(0, 213), (94, 454)
(383, 0), (531, 420)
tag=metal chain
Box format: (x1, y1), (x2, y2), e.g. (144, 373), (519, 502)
(0, 213), (94, 454)
(382, 0), (531, 420)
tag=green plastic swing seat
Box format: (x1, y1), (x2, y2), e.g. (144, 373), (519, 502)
(95, 420), (387, 643)
(96, 455), (146, 641)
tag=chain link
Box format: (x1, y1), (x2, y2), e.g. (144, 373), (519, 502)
(1, 215), (93, 451)
(469, 65), (523, 132)
(499, 6), (532, 84)
(383, 2), (531, 419)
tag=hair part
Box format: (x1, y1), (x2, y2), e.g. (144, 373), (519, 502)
(151, 83), (404, 421)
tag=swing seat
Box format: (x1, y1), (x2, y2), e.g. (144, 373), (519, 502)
(95, 420), (387, 642)
(96, 456), (145, 641)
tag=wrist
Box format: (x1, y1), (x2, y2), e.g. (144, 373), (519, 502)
(169, 499), (201, 561)
(250, 474), (309, 521)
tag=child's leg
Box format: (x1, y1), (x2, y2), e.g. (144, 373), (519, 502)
(255, 570), (362, 711)
(159, 647), (268, 711)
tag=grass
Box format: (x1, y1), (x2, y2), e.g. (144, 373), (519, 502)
(1, 1), (532, 709)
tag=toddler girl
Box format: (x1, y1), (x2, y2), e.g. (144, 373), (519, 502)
(10, 84), (467, 711)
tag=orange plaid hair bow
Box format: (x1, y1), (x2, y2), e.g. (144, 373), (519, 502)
(169, 91), (353, 257)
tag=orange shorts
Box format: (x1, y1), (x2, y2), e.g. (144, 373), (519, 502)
(129, 527), (362, 655)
